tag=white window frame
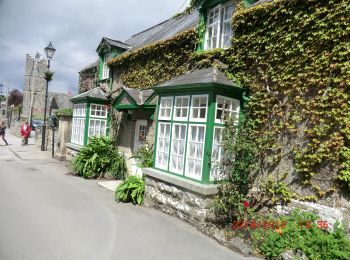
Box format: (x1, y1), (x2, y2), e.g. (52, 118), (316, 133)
(185, 124), (206, 180)
(71, 118), (85, 146)
(88, 118), (107, 138)
(90, 103), (108, 118)
(204, 2), (234, 50)
(158, 96), (174, 120)
(205, 5), (221, 50)
(73, 104), (86, 117)
(189, 94), (208, 122)
(169, 123), (187, 175)
(102, 53), (112, 80)
(155, 122), (171, 170)
(173, 96), (190, 121)
(210, 126), (226, 181)
(221, 3), (234, 48)
(215, 95), (240, 124)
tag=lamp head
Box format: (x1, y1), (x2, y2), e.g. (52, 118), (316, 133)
(44, 42), (56, 59)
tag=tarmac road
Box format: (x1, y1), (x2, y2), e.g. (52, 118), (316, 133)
(0, 133), (257, 260)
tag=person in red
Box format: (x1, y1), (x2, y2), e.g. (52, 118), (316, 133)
(20, 121), (31, 145)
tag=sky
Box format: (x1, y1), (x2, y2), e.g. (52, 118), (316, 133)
(0, 0), (191, 95)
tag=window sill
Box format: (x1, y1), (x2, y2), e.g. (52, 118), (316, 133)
(143, 168), (218, 196)
(67, 143), (84, 151)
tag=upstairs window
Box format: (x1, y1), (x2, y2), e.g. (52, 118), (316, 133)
(102, 53), (112, 79)
(205, 2), (234, 50)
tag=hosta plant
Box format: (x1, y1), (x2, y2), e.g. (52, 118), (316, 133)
(73, 136), (127, 179)
(115, 176), (145, 205)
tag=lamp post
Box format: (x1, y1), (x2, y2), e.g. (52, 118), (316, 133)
(41, 42), (56, 151)
(0, 83), (3, 118)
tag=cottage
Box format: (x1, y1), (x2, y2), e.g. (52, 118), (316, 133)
(68, 0), (259, 222)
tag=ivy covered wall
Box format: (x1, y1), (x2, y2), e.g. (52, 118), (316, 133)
(230, 0), (350, 198)
(108, 30), (198, 89)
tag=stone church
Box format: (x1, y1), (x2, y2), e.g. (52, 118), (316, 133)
(22, 54), (72, 120)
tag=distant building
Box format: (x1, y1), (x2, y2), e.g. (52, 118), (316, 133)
(22, 54), (72, 120)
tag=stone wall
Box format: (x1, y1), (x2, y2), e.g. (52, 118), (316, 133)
(55, 117), (72, 161)
(145, 176), (213, 223)
(143, 171), (255, 255)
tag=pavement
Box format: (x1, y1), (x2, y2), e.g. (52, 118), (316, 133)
(0, 132), (259, 260)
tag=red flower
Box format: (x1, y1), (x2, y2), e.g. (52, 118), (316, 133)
(243, 201), (249, 208)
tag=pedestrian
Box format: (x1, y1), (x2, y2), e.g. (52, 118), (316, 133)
(20, 121), (31, 145)
(0, 121), (8, 146)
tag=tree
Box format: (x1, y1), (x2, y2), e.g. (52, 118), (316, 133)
(7, 89), (23, 106)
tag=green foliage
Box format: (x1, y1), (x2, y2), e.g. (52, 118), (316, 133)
(131, 145), (154, 168)
(115, 176), (145, 205)
(73, 136), (127, 179)
(252, 209), (350, 259)
(44, 71), (54, 81)
(211, 117), (258, 223)
(108, 30), (199, 88)
(262, 177), (296, 204)
(55, 108), (73, 118)
(229, 0), (350, 189)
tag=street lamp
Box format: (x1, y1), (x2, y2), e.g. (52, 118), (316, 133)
(41, 41), (56, 151)
(0, 82), (3, 95)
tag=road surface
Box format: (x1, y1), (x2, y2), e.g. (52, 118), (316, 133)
(0, 134), (256, 260)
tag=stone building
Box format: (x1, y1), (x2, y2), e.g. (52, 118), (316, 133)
(22, 54), (72, 120)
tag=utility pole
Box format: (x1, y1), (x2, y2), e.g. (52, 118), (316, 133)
(28, 52), (40, 126)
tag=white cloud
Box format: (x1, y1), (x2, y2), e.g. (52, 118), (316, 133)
(0, 0), (191, 94)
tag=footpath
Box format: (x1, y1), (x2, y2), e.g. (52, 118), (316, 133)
(0, 131), (55, 161)
(0, 131), (121, 191)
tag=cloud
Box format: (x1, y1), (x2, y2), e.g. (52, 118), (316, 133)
(0, 0), (191, 95)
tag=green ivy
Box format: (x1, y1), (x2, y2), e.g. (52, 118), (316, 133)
(108, 30), (199, 88)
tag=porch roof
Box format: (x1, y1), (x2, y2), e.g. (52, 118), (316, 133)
(70, 87), (108, 103)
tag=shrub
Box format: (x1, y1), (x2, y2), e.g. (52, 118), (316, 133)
(73, 136), (127, 179)
(251, 209), (350, 260)
(115, 176), (145, 205)
(55, 108), (73, 118)
(131, 144), (154, 168)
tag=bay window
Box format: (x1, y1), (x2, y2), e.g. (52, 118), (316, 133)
(205, 2), (235, 50)
(154, 93), (240, 183)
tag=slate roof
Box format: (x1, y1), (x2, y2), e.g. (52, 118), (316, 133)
(80, 60), (98, 72)
(123, 87), (154, 105)
(103, 37), (131, 50)
(156, 67), (234, 88)
(125, 10), (199, 50)
(71, 87), (108, 101)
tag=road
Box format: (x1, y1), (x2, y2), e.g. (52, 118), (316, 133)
(0, 134), (256, 260)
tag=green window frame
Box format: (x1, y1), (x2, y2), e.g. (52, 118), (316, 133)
(154, 94), (209, 183)
(154, 92), (241, 184)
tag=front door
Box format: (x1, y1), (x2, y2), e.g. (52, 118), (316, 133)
(134, 120), (148, 152)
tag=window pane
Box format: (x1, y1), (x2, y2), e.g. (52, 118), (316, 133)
(186, 125), (205, 180)
(190, 96), (208, 121)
